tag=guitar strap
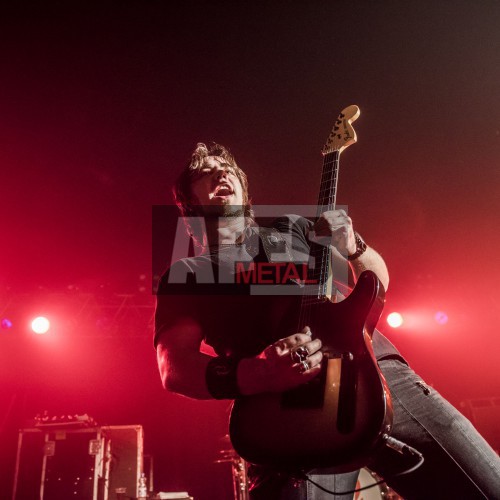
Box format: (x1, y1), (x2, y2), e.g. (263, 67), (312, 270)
(258, 227), (294, 264)
(257, 227), (308, 288)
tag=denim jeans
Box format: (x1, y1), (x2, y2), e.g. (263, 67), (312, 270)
(248, 359), (500, 499)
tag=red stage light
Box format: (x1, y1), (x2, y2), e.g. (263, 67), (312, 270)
(31, 316), (50, 334)
(387, 312), (404, 328)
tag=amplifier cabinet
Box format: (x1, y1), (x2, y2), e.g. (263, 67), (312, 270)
(12, 425), (144, 500)
(12, 427), (105, 500)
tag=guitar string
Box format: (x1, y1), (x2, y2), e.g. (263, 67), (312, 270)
(300, 151), (339, 329)
(301, 151), (335, 323)
(298, 150), (339, 338)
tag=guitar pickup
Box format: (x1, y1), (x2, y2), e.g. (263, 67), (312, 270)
(337, 352), (356, 434)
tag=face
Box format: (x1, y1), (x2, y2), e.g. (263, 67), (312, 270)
(189, 156), (245, 213)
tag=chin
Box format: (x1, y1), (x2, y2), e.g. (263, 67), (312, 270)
(201, 203), (244, 218)
(222, 204), (245, 217)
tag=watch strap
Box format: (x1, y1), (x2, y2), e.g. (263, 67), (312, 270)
(347, 232), (367, 261)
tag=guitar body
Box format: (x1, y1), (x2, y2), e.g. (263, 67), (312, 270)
(229, 271), (392, 472)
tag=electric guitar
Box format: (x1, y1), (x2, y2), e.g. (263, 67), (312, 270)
(229, 105), (393, 472)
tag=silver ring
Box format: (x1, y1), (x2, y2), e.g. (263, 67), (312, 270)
(296, 346), (309, 359)
(299, 360), (310, 373)
(290, 346), (309, 363)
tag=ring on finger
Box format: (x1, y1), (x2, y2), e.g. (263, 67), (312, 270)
(299, 360), (311, 373)
(290, 346), (309, 363)
(296, 345), (309, 359)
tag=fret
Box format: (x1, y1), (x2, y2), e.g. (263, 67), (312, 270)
(302, 149), (339, 306)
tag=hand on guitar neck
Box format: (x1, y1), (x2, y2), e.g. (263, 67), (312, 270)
(310, 209), (389, 292)
(310, 209), (357, 255)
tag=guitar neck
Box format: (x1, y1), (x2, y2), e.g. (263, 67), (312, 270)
(304, 150), (340, 301)
(300, 105), (360, 307)
(317, 150), (340, 214)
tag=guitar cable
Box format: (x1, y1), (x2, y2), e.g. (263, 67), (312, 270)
(298, 435), (424, 497)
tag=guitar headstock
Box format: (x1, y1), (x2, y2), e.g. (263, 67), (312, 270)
(322, 105), (360, 155)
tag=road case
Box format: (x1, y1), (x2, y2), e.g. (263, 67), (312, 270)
(12, 424), (144, 500)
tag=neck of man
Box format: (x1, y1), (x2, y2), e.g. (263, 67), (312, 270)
(203, 213), (247, 249)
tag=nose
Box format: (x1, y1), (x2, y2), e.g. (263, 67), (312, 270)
(215, 167), (229, 180)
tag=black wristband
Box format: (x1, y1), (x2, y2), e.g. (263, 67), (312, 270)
(206, 356), (241, 399)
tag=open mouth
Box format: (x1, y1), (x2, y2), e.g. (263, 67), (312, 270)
(213, 183), (234, 197)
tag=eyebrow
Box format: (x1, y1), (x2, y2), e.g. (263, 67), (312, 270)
(201, 162), (234, 171)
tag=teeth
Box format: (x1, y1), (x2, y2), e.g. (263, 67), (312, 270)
(215, 184), (233, 195)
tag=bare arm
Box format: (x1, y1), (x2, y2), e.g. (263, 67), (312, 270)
(312, 210), (390, 292)
(156, 317), (213, 399)
(348, 246), (389, 291)
(156, 318), (324, 400)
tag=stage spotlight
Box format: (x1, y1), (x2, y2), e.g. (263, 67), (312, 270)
(1, 318), (13, 329)
(31, 316), (50, 334)
(434, 311), (449, 325)
(387, 312), (404, 328)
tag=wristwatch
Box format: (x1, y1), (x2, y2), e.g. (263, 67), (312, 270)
(347, 232), (367, 261)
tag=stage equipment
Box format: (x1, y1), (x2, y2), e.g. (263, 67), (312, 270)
(12, 423), (144, 500)
(215, 435), (248, 500)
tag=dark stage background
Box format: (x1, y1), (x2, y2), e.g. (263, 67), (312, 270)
(1, 1), (499, 499)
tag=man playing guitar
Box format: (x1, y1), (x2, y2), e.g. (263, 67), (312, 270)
(155, 139), (500, 499)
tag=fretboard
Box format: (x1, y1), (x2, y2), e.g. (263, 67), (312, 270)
(302, 150), (340, 304)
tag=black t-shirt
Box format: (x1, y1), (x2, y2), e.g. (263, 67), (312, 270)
(154, 215), (403, 362)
